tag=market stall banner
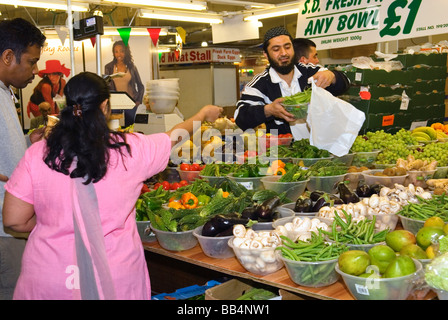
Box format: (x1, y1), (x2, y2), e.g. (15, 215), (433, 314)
(159, 47), (241, 65)
(296, 0), (448, 50)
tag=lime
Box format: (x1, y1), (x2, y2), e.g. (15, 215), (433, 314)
(416, 226), (445, 250)
(424, 217), (445, 229)
(383, 255), (416, 278)
(399, 244), (428, 259)
(338, 250), (370, 276)
(368, 245), (397, 274)
(385, 230), (416, 252)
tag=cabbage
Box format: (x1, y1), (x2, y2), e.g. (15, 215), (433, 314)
(425, 252), (448, 291)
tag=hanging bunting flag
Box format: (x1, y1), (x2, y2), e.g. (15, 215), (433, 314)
(55, 25), (68, 45)
(117, 27), (132, 46)
(147, 28), (161, 46)
(90, 37), (96, 47)
(176, 26), (186, 44)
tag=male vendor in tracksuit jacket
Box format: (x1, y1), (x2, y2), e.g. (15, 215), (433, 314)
(234, 26), (350, 141)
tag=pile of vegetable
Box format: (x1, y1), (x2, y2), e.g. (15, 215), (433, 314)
(282, 89), (311, 119)
(265, 139), (330, 159)
(277, 164), (310, 182)
(199, 163), (235, 177)
(308, 159), (348, 176)
(294, 191), (344, 213)
(322, 211), (389, 245)
(277, 231), (348, 287)
(137, 177), (291, 233)
(278, 231), (348, 262)
(397, 194), (448, 222)
(282, 88), (312, 106)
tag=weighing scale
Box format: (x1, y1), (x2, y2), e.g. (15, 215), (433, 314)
(108, 92), (136, 130)
(133, 106), (184, 134)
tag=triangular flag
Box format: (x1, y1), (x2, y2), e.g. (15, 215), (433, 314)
(55, 25), (68, 45)
(176, 26), (186, 44)
(90, 37), (96, 47)
(147, 28), (161, 46)
(117, 27), (132, 47)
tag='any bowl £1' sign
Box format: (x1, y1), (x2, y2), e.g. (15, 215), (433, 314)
(296, 0), (448, 50)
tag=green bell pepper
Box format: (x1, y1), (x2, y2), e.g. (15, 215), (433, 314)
(144, 198), (163, 211)
(197, 194), (211, 206)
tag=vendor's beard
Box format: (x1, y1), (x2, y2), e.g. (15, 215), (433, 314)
(268, 56), (295, 75)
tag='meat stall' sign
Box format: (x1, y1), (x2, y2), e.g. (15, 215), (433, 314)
(159, 48), (241, 65)
(296, 0), (448, 49)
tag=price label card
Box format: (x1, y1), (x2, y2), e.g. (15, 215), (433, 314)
(296, 0), (448, 50)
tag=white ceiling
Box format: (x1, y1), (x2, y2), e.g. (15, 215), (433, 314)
(0, 0), (300, 54)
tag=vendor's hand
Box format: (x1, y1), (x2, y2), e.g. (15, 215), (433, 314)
(312, 70), (336, 88)
(29, 127), (45, 144)
(200, 105), (224, 122)
(0, 174), (8, 182)
(264, 98), (296, 123)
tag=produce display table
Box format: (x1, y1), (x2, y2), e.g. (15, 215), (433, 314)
(142, 240), (436, 300)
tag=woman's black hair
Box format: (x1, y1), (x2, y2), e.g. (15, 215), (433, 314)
(44, 72), (131, 184)
(112, 40), (136, 69)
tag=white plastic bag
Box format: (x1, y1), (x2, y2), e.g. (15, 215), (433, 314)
(306, 81), (365, 157)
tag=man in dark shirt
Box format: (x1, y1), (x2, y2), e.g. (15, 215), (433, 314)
(234, 26), (350, 140)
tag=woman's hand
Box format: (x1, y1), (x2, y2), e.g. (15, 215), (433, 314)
(200, 105), (224, 122)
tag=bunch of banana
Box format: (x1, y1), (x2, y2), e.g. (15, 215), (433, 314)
(436, 130), (448, 141)
(411, 126), (438, 142)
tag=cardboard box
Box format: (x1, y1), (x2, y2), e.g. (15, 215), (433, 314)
(205, 279), (280, 300)
(346, 84), (413, 98)
(345, 68), (407, 85)
(393, 53), (447, 67)
(406, 65), (447, 81)
(410, 79), (446, 94)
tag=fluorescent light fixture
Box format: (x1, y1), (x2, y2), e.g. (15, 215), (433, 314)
(103, 0), (206, 11)
(140, 9), (223, 24)
(207, 0), (272, 9)
(43, 27), (168, 37)
(0, 0), (89, 11)
(244, 2), (300, 21)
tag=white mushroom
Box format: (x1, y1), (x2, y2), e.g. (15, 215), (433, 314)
(259, 250), (276, 263)
(369, 194), (379, 208)
(249, 239), (263, 249)
(354, 201), (367, 216)
(419, 191), (432, 200)
(233, 224), (246, 238)
(379, 187), (392, 197)
(245, 229), (256, 239)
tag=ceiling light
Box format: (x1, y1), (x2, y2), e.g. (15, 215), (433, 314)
(201, 41), (208, 47)
(0, 0), (89, 11)
(103, 0), (207, 11)
(140, 9), (223, 24)
(244, 2), (300, 21)
(207, 0), (272, 9)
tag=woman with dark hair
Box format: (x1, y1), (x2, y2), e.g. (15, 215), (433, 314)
(2, 72), (222, 300)
(104, 40), (144, 106)
(27, 59), (70, 117)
